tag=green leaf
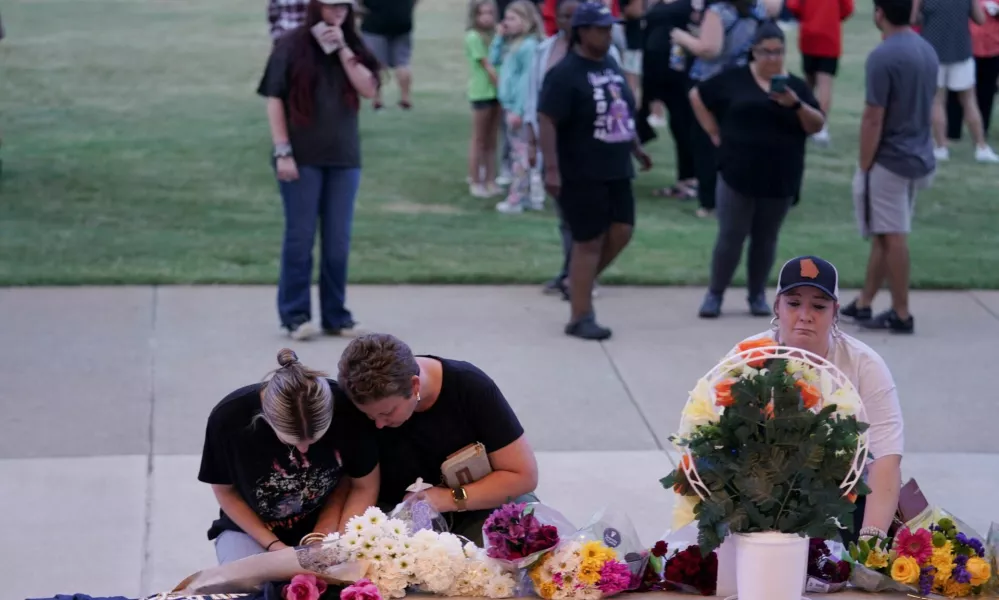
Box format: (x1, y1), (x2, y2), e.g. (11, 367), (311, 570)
(723, 507), (750, 534)
(697, 523), (723, 555)
(660, 472), (677, 490)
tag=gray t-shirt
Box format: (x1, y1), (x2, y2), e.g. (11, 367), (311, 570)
(865, 30), (939, 179)
(920, 0), (974, 64)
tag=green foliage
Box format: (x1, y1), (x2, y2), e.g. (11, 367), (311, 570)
(663, 360), (872, 554)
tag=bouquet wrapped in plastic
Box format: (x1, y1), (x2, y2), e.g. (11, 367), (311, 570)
(388, 478), (449, 533)
(805, 538), (851, 594)
(527, 508), (647, 600)
(847, 506), (993, 597)
(482, 502), (574, 570)
(635, 524), (717, 596)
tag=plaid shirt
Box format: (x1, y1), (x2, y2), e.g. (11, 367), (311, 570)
(268, 0), (309, 41)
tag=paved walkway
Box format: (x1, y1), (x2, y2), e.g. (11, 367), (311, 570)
(2, 285), (998, 599)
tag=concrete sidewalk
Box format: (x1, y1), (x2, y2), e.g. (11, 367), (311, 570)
(2, 285), (998, 599)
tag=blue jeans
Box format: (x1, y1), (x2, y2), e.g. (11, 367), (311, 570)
(277, 165), (360, 331)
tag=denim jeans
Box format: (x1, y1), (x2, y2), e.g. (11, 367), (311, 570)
(277, 165), (360, 331)
(214, 530), (266, 565)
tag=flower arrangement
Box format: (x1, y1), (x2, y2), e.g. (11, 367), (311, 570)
(341, 579), (382, 600)
(806, 539), (851, 592)
(528, 540), (633, 600)
(637, 541), (718, 596)
(325, 507), (517, 599)
(284, 574), (328, 600)
(849, 518), (992, 598)
(483, 502), (560, 567)
(661, 337), (871, 554)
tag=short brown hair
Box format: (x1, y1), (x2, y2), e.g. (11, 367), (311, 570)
(337, 333), (420, 405)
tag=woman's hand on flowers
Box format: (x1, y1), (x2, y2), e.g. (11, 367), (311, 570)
(277, 157), (299, 182)
(769, 86), (800, 108)
(404, 485), (455, 513)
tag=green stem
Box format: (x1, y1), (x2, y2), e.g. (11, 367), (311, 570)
(774, 475), (800, 532)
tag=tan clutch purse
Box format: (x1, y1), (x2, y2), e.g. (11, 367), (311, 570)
(441, 442), (492, 488)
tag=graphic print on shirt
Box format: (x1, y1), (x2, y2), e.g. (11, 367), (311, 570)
(588, 70), (635, 143)
(253, 449), (341, 531)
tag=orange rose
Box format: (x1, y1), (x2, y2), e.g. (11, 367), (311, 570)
(795, 379), (821, 409)
(737, 337), (777, 367)
(714, 378), (736, 407)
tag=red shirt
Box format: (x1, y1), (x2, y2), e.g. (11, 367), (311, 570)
(786, 0), (854, 58)
(972, 0), (999, 57)
(543, 0), (620, 37)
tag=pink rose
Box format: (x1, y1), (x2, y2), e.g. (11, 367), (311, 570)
(284, 574), (328, 600)
(341, 578), (382, 600)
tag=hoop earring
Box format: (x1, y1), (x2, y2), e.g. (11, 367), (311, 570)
(769, 316), (778, 332)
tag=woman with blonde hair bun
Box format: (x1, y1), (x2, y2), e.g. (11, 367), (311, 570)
(198, 348), (380, 564)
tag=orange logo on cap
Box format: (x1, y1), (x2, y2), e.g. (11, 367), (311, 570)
(800, 258), (820, 279)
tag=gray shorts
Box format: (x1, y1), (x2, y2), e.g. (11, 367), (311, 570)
(362, 32), (412, 68)
(852, 163), (934, 237)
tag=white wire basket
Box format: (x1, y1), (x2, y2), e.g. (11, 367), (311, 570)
(673, 343), (870, 502)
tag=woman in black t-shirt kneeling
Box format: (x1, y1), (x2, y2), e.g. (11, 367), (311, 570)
(335, 333), (539, 545)
(537, 1), (652, 341)
(198, 349), (380, 564)
(688, 21), (825, 319)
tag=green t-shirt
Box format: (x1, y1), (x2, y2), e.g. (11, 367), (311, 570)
(465, 30), (497, 102)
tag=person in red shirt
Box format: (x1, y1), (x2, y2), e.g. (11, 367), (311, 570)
(786, 0), (854, 146)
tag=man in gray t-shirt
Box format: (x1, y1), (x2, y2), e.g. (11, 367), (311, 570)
(841, 0), (937, 335)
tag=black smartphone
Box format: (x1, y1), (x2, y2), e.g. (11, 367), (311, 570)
(770, 74), (788, 94)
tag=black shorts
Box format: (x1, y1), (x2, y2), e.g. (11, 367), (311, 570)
(557, 178), (635, 242)
(802, 54), (839, 77)
(471, 98), (499, 110)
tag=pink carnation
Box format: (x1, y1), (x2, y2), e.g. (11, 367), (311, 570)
(284, 574), (328, 600)
(341, 578), (381, 600)
(597, 560), (633, 595)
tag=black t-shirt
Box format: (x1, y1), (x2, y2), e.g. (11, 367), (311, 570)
(256, 35), (361, 168)
(336, 357), (525, 506)
(538, 51), (637, 183)
(619, 0), (645, 50)
(360, 0), (416, 36)
(644, 0), (692, 56)
(198, 380), (378, 546)
(697, 66), (820, 199)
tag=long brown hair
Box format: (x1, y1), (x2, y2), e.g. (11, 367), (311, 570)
(287, 0), (381, 126)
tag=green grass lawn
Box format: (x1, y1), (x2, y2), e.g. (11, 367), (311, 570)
(0, 0), (996, 287)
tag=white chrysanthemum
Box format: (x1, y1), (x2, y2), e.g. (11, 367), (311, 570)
(830, 386), (861, 417)
(362, 505), (386, 526)
(485, 576), (515, 598)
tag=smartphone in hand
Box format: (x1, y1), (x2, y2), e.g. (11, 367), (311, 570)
(770, 74), (788, 94)
(311, 22), (342, 54)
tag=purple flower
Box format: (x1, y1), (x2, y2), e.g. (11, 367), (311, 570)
(955, 554), (969, 566)
(918, 567), (935, 596)
(956, 532), (970, 546)
(969, 537), (986, 557)
(953, 565), (972, 584)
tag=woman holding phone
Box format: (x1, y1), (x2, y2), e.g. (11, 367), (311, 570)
(688, 21), (824, 319)
(258, 0), (380, 341)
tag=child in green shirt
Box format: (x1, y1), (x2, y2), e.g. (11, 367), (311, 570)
(465, 0), (503, 198)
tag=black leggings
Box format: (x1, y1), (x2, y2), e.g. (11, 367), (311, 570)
(945, 55), (999, 139)
(637, 63), (696, 182)
(709, 176), (793, 298)
(691, 119), (718, 210)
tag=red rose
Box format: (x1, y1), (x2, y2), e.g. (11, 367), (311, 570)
(652, 541), (669, 558)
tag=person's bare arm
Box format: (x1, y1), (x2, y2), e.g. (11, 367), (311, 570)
(539, 113), (560, 184)
(758, 0), (783, 16)
(338, 47), (379, 99)
(971, 0), (986, 25)
(862, 455), (902, 534)
(420, 436), (539, 513)
(211, 484), (287, 550)
(858, 104), (885, 171)
(337, 466), (381, 532)
(793, 101), (826, 134)
(910, 0), (923, 25)
(310, 477), (351, 536)
(689, 87), (721, 146)
(266, 97), (290, 146)
(673, 9), (722, 58)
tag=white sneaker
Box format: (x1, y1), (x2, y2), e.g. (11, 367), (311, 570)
(529, 170), (546, 207)
(975, 145), (999, 163)
(495, 170), (512, 186)
(647, 114), (667, 128)
(811, 127), (831, 147)
(288, 322), (320, 341)
(934, 146), (950, 161)
(495, 199), (524, 214)
(470, 183), (489, 198)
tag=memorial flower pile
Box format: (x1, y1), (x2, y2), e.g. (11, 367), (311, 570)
(528, 540), (633, 600)
(806, 538), (851, 592)
(483, 502), (560, 567)
(637, 541), (718, 595)
(848, 519), (992, 597)
(324, 507), (517, 599)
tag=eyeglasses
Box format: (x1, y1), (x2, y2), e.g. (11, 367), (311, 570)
(754, 47), (785, 58)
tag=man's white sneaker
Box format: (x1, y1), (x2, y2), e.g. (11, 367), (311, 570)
(811, 127), (831, 147)
(470, 183), (490, 198)
(933, 146), (950, 161)
(288, 322), (320, 341)
(975, 145), (999, 163)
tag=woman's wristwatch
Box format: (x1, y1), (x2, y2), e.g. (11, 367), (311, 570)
(451, 486), (468, 512)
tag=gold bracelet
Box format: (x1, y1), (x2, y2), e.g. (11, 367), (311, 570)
(300, 532), (328, 546)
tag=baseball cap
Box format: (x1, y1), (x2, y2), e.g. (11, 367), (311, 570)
(571, 1), (620, 28)
(318, 0), (355, 5)
(776, 255), (840, 301)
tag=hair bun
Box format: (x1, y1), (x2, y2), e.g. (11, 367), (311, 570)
(277, 348), (299, 368)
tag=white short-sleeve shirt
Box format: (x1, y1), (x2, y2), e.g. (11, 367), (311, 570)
(733, 332), (905, 460)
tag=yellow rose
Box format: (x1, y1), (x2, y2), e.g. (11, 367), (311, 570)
(865, 548), (889, 570)
(942, 580), (971, 598)
(680, 379), (720, 434)
(966, 556), (991, 586)
(891, 556), (921, 585)
(672, 492), (699, 531)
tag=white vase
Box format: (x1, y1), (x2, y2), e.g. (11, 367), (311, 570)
(733, 532), (808, 600)
(715, 537), (738, 597)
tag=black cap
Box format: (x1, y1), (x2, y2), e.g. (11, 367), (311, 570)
(776, 256), (839, 301)
(571, 1), (619, 27)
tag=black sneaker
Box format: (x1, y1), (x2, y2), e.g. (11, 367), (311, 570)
(699, 292), (722, 319)
(323, 319), (364, 338)
(858, 309), (914, 334)
(542, 277), (568, 296)
(748, 294), (771, 317)
(565, 314), (612, 340)
(840, 299), (873, 321)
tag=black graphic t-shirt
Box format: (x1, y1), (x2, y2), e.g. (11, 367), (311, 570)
(198, 380), (379, 546)
(538, 51), (637, 183)
(335, 357), (526, 506)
